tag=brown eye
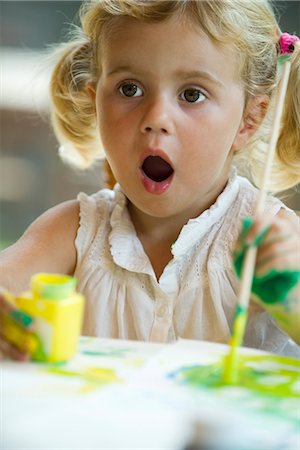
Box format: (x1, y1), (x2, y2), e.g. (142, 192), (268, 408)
(182, 89), (206, 103)
(119, 83), (142, 97)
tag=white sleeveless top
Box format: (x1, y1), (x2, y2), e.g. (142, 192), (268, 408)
(74, 172), (300, 357)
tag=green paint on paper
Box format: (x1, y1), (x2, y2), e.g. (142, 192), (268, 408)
(169, 353), (300, 428)
(81, 348), (133, 358)
(45, 366), (121, 392)
(47, 367), (79, 377)
(169, 354), (300, 398)
(46, 360), (67, 368)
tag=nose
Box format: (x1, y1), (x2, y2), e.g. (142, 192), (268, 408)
(140, 95), (175, 135)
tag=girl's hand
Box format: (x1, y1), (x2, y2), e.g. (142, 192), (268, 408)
(0, 289), (35, 361)
(239, 210), (300, 277)
(233, 209), (300, 343)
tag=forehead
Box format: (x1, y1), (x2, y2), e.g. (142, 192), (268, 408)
(99, 15), (240, 83)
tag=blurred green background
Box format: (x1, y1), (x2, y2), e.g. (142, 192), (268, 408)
(1, 1), (299, 249)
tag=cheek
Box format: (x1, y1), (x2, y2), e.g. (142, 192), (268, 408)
(181, 112), (231, 156)
(180, 118), (236, 175)
(97, 106), (119, 149)
(98, 100), (131, 144)
(200, 106), (243, 153)
(97, 111), (131, 173)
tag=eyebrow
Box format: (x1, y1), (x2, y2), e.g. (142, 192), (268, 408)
(175, 69), (225, 88)
(107, 66), (225, 89)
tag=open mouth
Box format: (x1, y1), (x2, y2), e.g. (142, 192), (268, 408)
(141, 156), (174, 182)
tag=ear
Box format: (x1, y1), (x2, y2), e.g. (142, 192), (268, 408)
(86, 82), (97, 115)
(232, 95), (269, 152)
(86, 82), (96, 102)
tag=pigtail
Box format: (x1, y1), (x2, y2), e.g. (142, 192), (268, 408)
(274, 46), (300, 190)
(237, 43), (300, 194)
(50, 37), (102, 169)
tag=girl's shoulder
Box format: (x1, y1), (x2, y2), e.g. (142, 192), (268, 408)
(0, 199), (80, 293)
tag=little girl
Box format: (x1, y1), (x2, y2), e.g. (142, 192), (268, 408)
(0, 0), (299, 359)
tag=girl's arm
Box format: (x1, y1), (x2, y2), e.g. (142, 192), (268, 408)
(0, 200), (80, 294)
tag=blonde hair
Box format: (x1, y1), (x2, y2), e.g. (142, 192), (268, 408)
(50, 0), (300, 191)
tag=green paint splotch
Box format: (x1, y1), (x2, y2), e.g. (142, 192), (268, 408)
(45, 366), (121, 392)
(80, 348), (133, 358)
(169, 354), (300, 398)
(168, 354), (300, 426)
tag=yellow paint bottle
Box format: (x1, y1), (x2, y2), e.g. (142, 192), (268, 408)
(15, 273), (84, 362)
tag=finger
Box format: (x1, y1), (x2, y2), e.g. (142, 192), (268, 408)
(255, 238), (300, 276)
(0, 313), (37, 355)
(0, 293), (15, 314)
(255, 251), (299, 277)
(0, 295), (35, 332)
(235, 215), (271, 254)
(256, 232), (300, 274)
(242, 212), (273, 242)
(9, 309), (35, 330)
(256, 229), (299, 255)
(0, 337), (29, 362)
(249, 213), (298, 252)
(0, 328), (36, 357)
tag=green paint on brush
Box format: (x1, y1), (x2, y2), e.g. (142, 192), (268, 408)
(223, 305), (248, 384)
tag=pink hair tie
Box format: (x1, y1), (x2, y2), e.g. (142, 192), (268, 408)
(278, 32), (300, 65)
(279, 32), (300, 55)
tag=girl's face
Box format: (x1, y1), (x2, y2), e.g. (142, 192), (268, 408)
(95, 15), (250, 222)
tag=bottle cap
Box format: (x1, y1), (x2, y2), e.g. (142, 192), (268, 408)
(31, 273), (77, 299)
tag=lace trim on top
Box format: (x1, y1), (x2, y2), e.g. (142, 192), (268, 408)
(109, 187), (154, 276)
(75, 189), (114, 266)
(171, 170), (239, 257)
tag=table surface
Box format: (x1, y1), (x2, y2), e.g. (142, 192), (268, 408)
(2, 337), (300, 450)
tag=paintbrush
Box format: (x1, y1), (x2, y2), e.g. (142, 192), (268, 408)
(223, 43), (299, 384)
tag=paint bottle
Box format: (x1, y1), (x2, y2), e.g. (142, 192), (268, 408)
(15, 273), (84, 362)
